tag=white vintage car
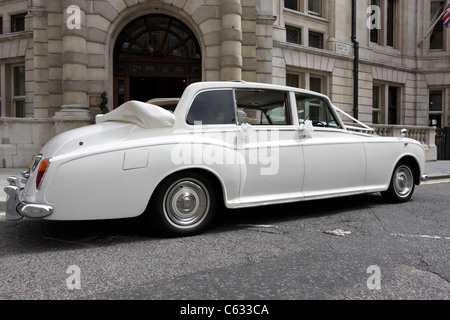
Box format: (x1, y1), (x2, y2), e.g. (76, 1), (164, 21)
(4, 81), (428, 236)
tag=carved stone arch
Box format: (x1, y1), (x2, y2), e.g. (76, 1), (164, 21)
(103, 3), (206, 108)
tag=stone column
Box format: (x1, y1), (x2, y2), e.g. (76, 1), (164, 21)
(221, 0), (243, 81)
(53, 1), (92, 134)
(255, 0), (276, 84)
(27, 1), (49, 118)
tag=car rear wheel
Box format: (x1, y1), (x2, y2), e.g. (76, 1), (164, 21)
(148, 172), (217, 236)
(382, 161), (415, 203)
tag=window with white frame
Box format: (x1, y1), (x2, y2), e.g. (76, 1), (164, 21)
(12, 65), (25, 118)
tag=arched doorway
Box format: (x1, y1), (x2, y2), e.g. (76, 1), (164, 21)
(113, 14), (201, 108)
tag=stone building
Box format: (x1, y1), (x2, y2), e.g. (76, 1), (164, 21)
(0, 0), (448, 167)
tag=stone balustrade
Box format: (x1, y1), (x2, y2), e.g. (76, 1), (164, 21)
(346, 123), (437, 161)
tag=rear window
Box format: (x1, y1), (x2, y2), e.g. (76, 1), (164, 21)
(186, 90), (236, 125)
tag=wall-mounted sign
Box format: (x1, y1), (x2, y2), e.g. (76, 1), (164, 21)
(336, 43), (350, 55)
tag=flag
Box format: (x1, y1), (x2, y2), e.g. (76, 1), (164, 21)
(443, 3), (450, 27)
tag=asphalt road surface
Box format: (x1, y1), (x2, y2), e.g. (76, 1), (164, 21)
(0, 180), (449, 306)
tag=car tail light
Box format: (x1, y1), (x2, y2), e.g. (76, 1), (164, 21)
(36, 158), (51, 189)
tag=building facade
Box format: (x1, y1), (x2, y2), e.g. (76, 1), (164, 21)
(0, 0), (448, 167)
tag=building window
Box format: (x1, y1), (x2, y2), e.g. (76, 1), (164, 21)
(309, 31), (323, 49)
(286, 26), (302, 44)
(11, 13), (26, 33)
(308, 0), (322, 15)
(386, 0), (395, 47)
(309, 76), (322, 93)
(286, 71), (328, 94)
(370, 0), (380, 44)
(285, 0), (299, 11)
(430, 1), (445, 50)
(369, 0), (397, 48)
(0, 17), (3, 35)
(372, 85), (381, 124)
(429, 89), (443, 127)
(286, 73), (300, 88)
(12, 65), (25, 118)
(388, 86), (399, 125)
(372, 83), (401, 125)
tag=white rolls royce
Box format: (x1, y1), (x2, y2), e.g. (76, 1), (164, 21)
(4, 81), (428, 236)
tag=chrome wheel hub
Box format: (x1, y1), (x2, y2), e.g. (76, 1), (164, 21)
(164, 179), (209, 227)
(394, 165), (413, 197)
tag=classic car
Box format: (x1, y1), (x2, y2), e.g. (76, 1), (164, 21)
(4, 81), (428, 236)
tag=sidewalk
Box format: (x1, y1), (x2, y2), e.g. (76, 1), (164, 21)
(1, 161), (450, 210)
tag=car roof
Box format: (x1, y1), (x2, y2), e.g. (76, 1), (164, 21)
(185, 81), (331, 100)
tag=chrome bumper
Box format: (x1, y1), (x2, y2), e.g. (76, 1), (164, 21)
(3, 176), (53, 221)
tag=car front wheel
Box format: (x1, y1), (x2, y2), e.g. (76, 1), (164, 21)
(382, 161), (415, 203)
(147, 172), (217, 236)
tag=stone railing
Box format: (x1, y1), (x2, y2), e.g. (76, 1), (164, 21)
(346, 123), (437, 161)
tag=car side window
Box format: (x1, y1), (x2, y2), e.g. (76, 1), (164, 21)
(295, 93), (340, 128)
(186, 89), (236, 125)
(235, 89), (291, 125)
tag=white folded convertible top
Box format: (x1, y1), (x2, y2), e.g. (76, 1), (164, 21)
(95, 100), (176, 129)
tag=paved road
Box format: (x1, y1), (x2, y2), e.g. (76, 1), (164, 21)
(0, 180), (449, 307)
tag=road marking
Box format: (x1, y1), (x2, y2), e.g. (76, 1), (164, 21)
(421, 178), (450, 185)
(323, 229), (352, 237)
(391, 233), (450, 240)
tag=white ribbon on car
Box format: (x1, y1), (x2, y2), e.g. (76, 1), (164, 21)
(299, 120), (314, 138)
(237, 123), (254, 147)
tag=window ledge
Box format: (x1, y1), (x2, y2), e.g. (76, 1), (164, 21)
(0, 31), (33, 42)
